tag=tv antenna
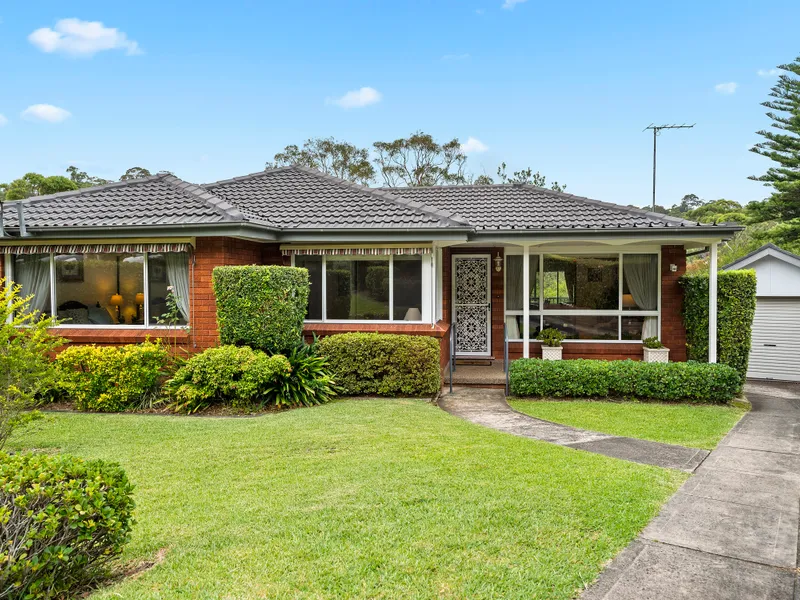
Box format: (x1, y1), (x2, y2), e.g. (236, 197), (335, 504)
(643, 123), (695, 211)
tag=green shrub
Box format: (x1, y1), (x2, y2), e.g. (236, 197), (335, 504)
(55, 341), (169, 412)
(537, 328), (566, 347)
(317, 333), (441, 397)
(0, 452), (135, 599)
(166, 346), (291, 413)
(509, 359), (741, 403)
(267, 342), (338, 408)
(213, 266), (309, 354)
(642, 336), (664, 349)
(681, 270), (757, 380)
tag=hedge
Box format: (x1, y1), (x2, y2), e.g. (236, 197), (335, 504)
(54, 341), (169, 412)
(509, 359), (741, 403)
(317, 333), (441, 397)
(213, 266), (309, 354)
(0, 452), (135, 599)
(681, 270), (756, 380)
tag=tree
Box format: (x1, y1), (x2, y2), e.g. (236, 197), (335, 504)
(66, 166), (110, 188)
(0, 280), (63, 449)
(120, 167), (153, 181)
(1, 172), (78, 200)
(491, 162), (567, 192)
(674, 193), (703, 214)
(749, 55), (800, 220)
(267, 138), (374, 185)
(373, 132), (467, 187)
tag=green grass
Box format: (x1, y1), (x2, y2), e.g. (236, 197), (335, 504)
(509, 400), (746, 450)
(12, 400), (686, 599)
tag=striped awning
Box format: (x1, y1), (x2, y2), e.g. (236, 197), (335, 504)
(0, 242), (193, 255)
(282, 246), (431, 256)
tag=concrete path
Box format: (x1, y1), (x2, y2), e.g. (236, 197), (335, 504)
(438, 387), (708, 471)
(582, 381), (800, 600)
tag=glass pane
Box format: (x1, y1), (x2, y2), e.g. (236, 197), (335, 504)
(505, 315), (542, 340)
(326, 258), (390, 320)
(54, 253), (144, 326)
(622, 254), (658, 311)
(13, 254), (52, 318)
(148, 253), (189, 326)
(543, 315), (619, 340)
(393, 255), (422, 320)
(621, 315), (659, 340)
(295, 256), (322, 320)
(506, 255), (539, 311)
(543, 254), (619, 310)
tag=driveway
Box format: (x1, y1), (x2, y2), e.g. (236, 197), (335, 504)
(583, 381), (800, 600)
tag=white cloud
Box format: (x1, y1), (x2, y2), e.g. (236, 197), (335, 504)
(28, 18), (142, 57)
(502, 0), (527, 9)
(328, 87), (382, 109)
(21, 104), (72, 123)
(0, 114), (7, 127)
(442, 53), (470, 61)
(714, 82), (738, 95)
(475, 9), (485, 15)
(757, 68), (779, 77)
(460, 137), (488, 154)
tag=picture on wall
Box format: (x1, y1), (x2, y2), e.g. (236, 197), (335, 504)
(56, 255), (84, 283)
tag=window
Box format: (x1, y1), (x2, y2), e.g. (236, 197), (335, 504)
(294, 254), (427, 322)
(505, 252), (659, 341)
(9, 251), (189, 327)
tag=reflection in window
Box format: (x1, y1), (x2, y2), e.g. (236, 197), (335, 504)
(54, 254), (144, 326)
(13, 254), (52, 318)
(393, 255), (422, 320)
(147, 253), (190, 325)
(505, 316), (542, 341)
(326, 258), (390, 320)
(505, 255), (540, 310)
(295, 256), (322, 320)
(543, 314), (619, 340)
(543, 255), (619, 310)
(621, 316), (647, 340)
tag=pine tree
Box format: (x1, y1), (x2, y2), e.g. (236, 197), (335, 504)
(749, 55), (800, 220)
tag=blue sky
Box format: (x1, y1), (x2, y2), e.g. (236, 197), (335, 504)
(1, 1), (797, 208)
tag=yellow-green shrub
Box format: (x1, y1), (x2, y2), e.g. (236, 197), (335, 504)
(55, 341), (169, 412)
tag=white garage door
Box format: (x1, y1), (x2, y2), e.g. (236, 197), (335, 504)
(747, 297), (800, 381)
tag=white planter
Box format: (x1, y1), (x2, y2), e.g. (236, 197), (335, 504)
(643, 347), (670, 363)
(541, 346), (563, 360)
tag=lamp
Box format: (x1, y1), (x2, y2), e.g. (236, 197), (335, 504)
(135, 292), (145, 322)
(109, 293), (124, 322)
(494, 252), (503, 272)
(622, 293), (637, 309)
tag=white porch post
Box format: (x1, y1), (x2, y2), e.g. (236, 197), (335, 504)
(708, 242), (718, 363)
(523, 244), (530, 358)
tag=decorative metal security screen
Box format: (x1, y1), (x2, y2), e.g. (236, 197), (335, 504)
(453, 255), (491, 355)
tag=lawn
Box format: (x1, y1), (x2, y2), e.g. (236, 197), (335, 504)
(12, 400), (686, 599)
(509, 400), (746, 450)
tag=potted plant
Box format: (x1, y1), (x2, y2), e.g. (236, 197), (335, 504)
(642, 336), (669, 363)
(538, 328), (566, 360)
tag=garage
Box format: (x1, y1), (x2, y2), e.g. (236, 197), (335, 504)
(724, 244), (800, 382)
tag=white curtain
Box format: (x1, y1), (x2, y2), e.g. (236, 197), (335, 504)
(165, 253), (190, 321)
(623, 254), (658, 339)
(14, 254), (51, 317)
(506, 255), (523, 310)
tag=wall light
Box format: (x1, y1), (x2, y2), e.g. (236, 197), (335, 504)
(494, 252), (503, 272)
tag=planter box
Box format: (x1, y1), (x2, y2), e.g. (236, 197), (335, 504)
(541, 346), (563, 360)
(643, 347), (670, 363)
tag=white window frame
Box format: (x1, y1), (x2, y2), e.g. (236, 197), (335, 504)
(292, 253), (431, 324)
(7, 251), (189, 329)
(503, 249), (661, 343)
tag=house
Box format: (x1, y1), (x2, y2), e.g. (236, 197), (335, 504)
(724, 243), (800, 382)
(0, 165), (740, 372)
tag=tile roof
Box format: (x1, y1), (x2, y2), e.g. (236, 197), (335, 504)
(204, 166), (468, 229)
(382, 184), (704, 230)
(3, 174), (241, 229)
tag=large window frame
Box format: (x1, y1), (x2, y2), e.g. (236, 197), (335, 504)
(291, 253), (432, 324)
(7, 252), (190, 329)
(504, 249), (661, 343)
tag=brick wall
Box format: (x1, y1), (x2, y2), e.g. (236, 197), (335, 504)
(660, 244), (688, 361)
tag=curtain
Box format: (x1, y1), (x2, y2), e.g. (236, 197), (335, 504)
(14, 254), (51, 316)
(623, 254), (659, 339)
(506, 255), (523, 310)
(165, 253), (190, 321)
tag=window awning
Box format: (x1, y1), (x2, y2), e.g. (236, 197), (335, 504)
(281, 246), (431, 256)
(0, 242), (193, 255)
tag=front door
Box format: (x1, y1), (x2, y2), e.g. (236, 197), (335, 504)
(452, 255), (491, 356)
